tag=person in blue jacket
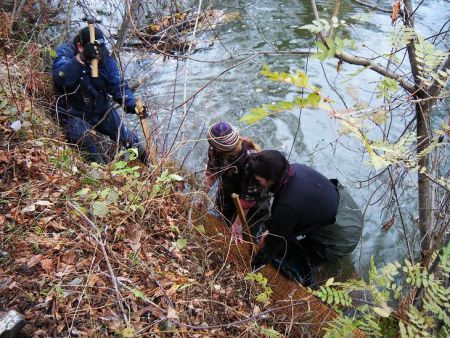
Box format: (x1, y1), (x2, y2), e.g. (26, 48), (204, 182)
(52, 26), (146, 163)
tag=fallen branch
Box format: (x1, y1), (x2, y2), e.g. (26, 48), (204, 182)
(309, 0), (416, 93)
(352, 0), (391, 13)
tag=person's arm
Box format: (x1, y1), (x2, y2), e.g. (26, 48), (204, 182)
(203, 146), (219, 192)
(52, 44), (88, 90)
(252, 202), (300, 269)
(103, 55), (136, 110)
(231, 175), (260, 241)
(203, 170), (217, 194)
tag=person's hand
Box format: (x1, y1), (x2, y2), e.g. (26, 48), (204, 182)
(231, 218), (243, 243)
(257, 230), (269, 248)
(80, 41), (102, 62)
(125, 104), (137, 115)
(137, 104), (148, 119)
(251, 250), (269, 271)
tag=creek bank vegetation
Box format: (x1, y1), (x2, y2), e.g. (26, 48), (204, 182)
(0, 2), (321, 337)
(1, 0), (449, 337)
(0, 58), (291, 337)
(240, 0), (449, 336)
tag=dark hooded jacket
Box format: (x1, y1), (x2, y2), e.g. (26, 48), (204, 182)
(262, 163), (362, 259)
(52, 42), (135, 115)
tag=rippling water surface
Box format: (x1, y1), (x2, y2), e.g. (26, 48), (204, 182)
(81, 0), (449, 275)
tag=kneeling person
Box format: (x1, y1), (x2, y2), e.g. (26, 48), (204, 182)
(52, 26), (146, 163)
(248, 150), (363, 286)
(201, 121), (269, 240)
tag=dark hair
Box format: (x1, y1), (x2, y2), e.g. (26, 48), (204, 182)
(73, 26), (105, 47)
(248, 150), (289, 185)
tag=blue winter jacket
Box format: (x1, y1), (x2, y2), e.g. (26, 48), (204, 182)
(52, 42), (135, 115)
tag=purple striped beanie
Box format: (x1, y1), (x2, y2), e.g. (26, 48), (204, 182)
(207, 121), (240, 152)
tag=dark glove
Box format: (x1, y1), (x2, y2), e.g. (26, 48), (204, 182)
(133, 104), (149, 119)
(125, 104), (137, 115)
(98, 44), (108, 60)
(81, 41), (101, 62)
(251, 250), (269, 271)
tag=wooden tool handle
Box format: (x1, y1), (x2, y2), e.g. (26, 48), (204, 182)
(136, 98), (157, 166)
(136, 98), (144, 114)
(88, 23), (99, 78)
(232, 193), (256, 249)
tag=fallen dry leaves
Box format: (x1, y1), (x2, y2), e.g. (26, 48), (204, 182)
(391, 1), (401, 24)
(0, 141), (323, 337)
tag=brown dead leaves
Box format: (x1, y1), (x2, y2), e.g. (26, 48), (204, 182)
(0, 143), (258, 337)
(391, 1), (401, 24)
(0, 122), (311, 336)
(0, 147), (49, 183)
(382, 217), (395, 232)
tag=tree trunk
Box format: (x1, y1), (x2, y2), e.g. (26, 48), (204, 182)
(403, 0), (434, 263)
(416, 101), (433, 263)
(58, 0), (76, 45)
(114, 0), (142, 59)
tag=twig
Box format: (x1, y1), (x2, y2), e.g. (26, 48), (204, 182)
(308, 0), (416, 94)
(68, 253), (97, 337)
(67, 202), (130, 327)
(172, 297), (317, 330)
(352, 0), (391, 13)
(388, 167), (414, 262)
(60, 0), (76, 44)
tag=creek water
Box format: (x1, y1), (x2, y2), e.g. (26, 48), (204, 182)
(79, 0), (449, 277)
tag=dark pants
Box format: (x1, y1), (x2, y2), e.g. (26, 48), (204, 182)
(55, 105), (142, 163)
(272, 181), (363, 287)
(272, 237), (327, 287)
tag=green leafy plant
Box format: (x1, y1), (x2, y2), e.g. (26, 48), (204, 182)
(240, 65), (324, 125)
(111, 148), (141, 177)
(376, 77), (400, 99)
(0, 90), (18, 119)
(75, 185), (120, 218)
(299, 16), (347, 34)
(311, 242), (450, 337)
(174, 238), (187, 250)
(315, 36), (355, 61)
(50, 147), (73, 171)
(253, 323), (281, 337)
(244, 272), (273, 304)
(151, 169), (183, 198)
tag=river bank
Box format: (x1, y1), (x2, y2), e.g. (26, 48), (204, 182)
(2, 1), (449, 336)
(0, 8), (335, 336)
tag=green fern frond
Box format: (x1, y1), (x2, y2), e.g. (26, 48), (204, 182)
(324, 316), (356, 338)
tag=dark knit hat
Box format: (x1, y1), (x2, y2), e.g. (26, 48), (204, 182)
(207, 121), (240, 152)
(74, 26), (105, 46)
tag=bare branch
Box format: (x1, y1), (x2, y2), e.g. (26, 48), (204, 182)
(114, 0), (142, 59)
(352, 0), (391, 14)
(309, 0), (416, 93)
(334, 51), (416, 93)
(68, 202), (130, 327)
(327, 0), (341, 39)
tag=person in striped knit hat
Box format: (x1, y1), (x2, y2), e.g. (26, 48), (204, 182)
(200, 121), (269, 242)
